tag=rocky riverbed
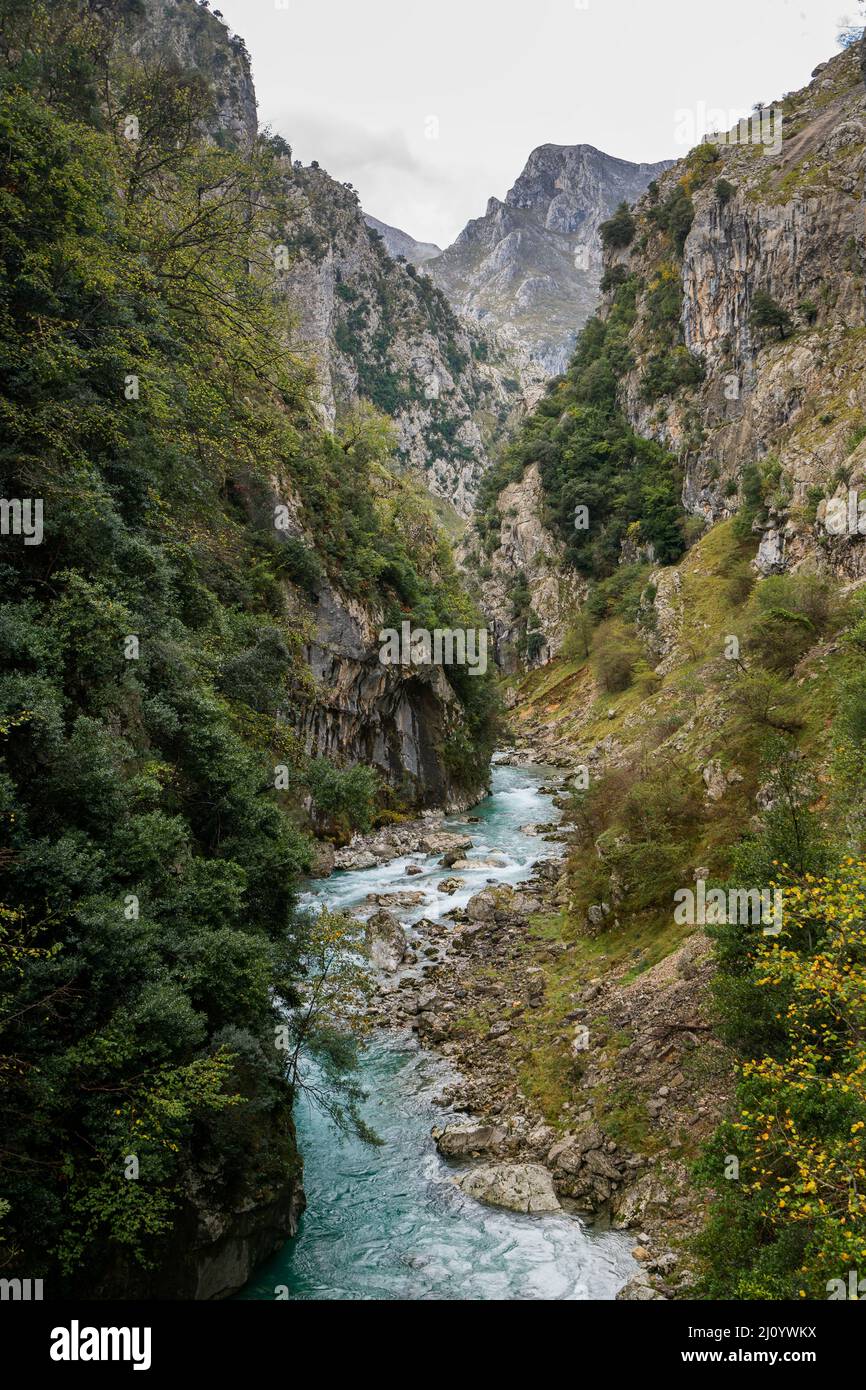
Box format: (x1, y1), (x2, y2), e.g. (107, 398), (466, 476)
(348, 753), (732, 1301)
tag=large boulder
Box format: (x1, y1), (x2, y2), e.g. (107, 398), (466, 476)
(611, 1170), (670, 1228)
(365, 890), (427, 909)
(466, 890), (497, 923)
(420, 831), (473, 857)
(432, 1122), (508, 1159)
(454, 1163), (561, 1214)
(364, 911), (407, 972)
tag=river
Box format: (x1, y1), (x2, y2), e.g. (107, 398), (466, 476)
(238, 761), (635, 1301)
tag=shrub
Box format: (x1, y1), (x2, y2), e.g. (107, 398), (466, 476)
(650, 186), (695, 254)
(305, 759), (379, 838)
(600, 264), (629, 294)
(592, 621), (642, 692)
(750, 291), (793, 339)
(600, 201), (636, 250)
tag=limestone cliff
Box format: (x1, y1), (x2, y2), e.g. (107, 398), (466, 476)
(460, 464), (585, 674)
(428, 145), (672, 376)
(604, 43), (866, 581)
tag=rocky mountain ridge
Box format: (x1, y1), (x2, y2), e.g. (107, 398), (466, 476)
(427, 144), (673, 376)
(363, 213), (442, 267)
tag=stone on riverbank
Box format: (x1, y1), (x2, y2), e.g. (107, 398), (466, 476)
(364, 911), (407, 973)
(432, 1122), (508, 1158)
(454, 1162), (561, 1214)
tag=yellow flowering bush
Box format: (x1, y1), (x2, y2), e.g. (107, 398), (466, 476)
(698, 861), (866, 1298)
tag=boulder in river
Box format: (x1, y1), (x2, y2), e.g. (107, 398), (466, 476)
(365, 890), (428, 909)
(439, 877), (465, 896)
(449, 857), (506, 872)
(432, 1122), (508, 1158)
(364, 911), (407, 972)
(466, 890), (497, 922)
(454, 1163), (561, 1214)
(420, 832), (473, 857)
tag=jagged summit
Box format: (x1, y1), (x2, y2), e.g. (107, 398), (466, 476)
(427, 144), (672, 376)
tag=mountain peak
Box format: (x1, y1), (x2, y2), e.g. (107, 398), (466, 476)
(427, 144), (672, 375)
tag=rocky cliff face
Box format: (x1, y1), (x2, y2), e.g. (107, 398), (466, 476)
(605, 43), (866, 580)
(460, 464), (585, 674)
(119, 0), (257, 145)
(298, 576), (488, 812)
(274, 167), (532, 517)
(428, 145), (672, 376)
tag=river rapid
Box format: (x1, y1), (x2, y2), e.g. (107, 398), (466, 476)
(238, 762), (635, 1301)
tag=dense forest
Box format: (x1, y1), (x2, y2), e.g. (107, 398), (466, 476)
(0, 0), (496, 1294)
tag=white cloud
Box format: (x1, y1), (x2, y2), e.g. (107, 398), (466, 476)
(212, 0), (854, 246)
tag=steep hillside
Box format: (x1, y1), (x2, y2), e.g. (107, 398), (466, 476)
(469, 39), (866, 1300)
(274, 164), (532, 517)
(428, 145), (673, 376)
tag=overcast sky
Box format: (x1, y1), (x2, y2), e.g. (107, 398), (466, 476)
(210, 0), (859, 247)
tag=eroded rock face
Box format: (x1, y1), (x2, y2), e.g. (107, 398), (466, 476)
(121, 0), (258, 149)
(454, 1162), (561, 1214)
(301, 576), (488, 810)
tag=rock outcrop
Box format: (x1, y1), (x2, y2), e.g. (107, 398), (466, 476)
(461, 462), (585, 671)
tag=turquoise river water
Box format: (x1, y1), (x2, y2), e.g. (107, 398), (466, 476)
(238, 761), (635, 1301)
